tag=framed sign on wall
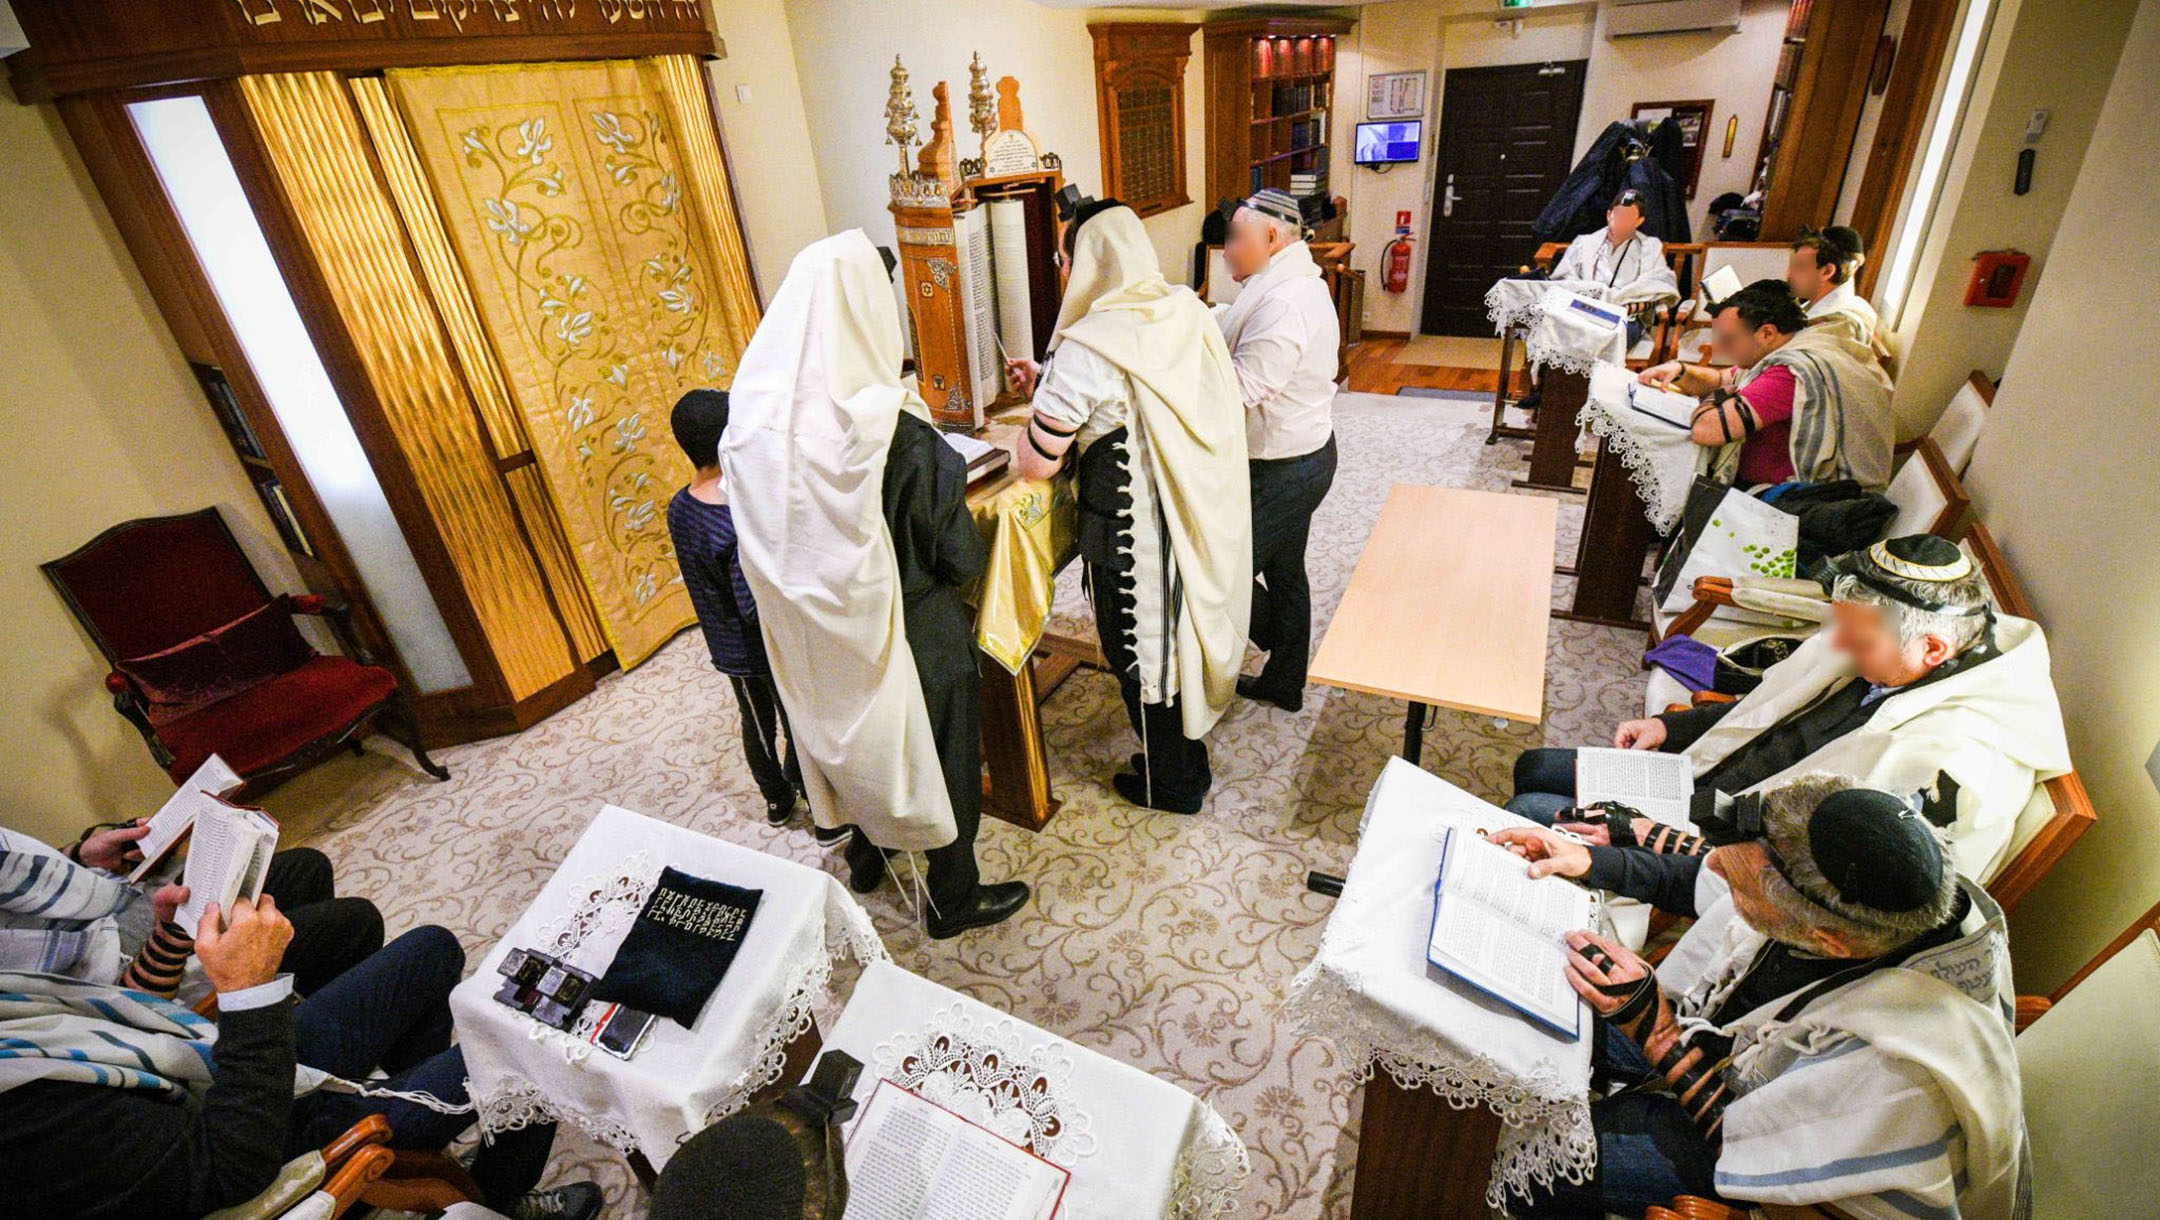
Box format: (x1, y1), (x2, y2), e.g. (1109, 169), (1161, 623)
(1366, 70), (1426, 120)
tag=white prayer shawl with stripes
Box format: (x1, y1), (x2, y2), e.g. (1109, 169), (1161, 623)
(0, 829), (141, 983)
(1658, 879), (2026, 1220)
(1716, 324), (1895, 491)
(0, 970), (214, 1099)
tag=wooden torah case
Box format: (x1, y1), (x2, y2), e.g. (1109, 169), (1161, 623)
(888, 64), (1063, 431)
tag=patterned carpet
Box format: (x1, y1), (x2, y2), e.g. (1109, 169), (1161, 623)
(266, 391), (1652, 1219)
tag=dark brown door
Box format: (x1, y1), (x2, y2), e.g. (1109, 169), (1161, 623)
(1418, 61), (1587, 336)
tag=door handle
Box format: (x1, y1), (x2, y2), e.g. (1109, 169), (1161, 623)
(1442, 173), (1461, 218)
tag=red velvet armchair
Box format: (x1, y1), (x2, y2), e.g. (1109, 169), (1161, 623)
(41, 507), (447, 791)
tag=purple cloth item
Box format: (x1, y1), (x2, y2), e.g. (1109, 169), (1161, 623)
(1644, 634), (1718, 692)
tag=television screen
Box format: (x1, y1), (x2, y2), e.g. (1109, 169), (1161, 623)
(1354, 120), (1423, 166)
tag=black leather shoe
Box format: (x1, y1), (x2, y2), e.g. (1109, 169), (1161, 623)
(926, 881), (1031, 939)
(848, 846), (888, 894)
(1112, 769), (1203, 815)
(1237, 675), (1304, 713)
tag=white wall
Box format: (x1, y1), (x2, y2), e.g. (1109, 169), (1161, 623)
(707, 0), (831, 304)
(0, 101), (305, 846)
(1961, 0), (2160, 995)
(1882, 0), (2141, 438)
(777, 0), (1208, 291)
(1339, 0), (1785, 335)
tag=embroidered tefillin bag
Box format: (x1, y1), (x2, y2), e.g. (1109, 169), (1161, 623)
(592, 866), (763, 1028)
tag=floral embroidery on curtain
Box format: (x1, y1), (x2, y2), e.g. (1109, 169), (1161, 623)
(387, 60), (754, 667)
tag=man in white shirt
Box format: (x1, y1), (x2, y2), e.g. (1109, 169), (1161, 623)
(1549, 189), (1680, 346)
(1212, 190), (1340, 711)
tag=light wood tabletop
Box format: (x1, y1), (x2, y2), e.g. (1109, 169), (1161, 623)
(1310, 484), (1556, 728)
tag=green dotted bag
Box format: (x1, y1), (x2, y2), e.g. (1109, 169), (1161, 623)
(1653, 477), (1802, 614)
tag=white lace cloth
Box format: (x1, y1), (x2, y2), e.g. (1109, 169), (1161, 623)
(1282, 758), (1599, 1208)
(448, 805), (887, 1169)
(1579, 361), (1704, 532)
(1485, 275), (1610, 333)
(825, 961), (1250, 1219)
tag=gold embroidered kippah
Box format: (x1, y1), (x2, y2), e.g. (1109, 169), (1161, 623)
(1867, 537), (1972, 583)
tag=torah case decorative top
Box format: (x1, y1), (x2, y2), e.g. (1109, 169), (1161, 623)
(888, 58), (1063, 431)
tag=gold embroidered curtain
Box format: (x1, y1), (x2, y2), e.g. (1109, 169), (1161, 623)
(386, 58), (759, 667)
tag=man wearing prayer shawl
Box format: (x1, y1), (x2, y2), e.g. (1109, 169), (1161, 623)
(722, 230), (1028, 938)
(1507, 535), (2072, 885)
(1789, 225), (1882, 348)
(1488, 775), (2026, 1220)
(1640, 279), (1894, 491)
(1009, 201), (1252, 815)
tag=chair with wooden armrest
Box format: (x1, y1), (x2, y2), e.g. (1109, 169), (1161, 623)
(203, 1114), (396, 1220)
(1928, 371), (1996, 476)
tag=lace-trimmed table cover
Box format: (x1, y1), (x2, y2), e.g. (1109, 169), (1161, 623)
(820, 960), (1250, 1220)
(1578, 361), (1703, 533)
(1283, 758), (1598, 1207)
(448, 804), (887, 1168)
(1486, 280), (1631, 376)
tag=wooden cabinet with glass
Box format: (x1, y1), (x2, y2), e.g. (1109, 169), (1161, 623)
(1201, 16), (1353, 238)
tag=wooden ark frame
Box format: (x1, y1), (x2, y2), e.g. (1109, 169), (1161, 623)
(6, 0), (729, 747)
(1088, 22), (1197, 220)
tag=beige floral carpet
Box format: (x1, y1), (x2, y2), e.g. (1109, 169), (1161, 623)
(266, 392), (1652, 1219)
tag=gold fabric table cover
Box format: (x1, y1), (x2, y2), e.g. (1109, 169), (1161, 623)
(965, 450), (1077, 675)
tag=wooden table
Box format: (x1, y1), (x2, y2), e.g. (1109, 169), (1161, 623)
(1556, 434), (1662, 631)
(1309, 485), (1556, 761)
(1514, 365), (1591, 494)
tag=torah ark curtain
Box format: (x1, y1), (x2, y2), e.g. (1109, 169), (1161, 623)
(385, 57), (760, 668)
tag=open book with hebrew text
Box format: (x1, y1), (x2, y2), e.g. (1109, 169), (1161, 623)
(843, 1079), (1068, 1220)
(1426, 827), (1596, 1039)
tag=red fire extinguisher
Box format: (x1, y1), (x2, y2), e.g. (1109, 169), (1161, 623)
(1382, 229), (1414, 294)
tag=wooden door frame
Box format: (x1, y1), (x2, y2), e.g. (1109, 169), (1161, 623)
(1847, 0), (1961, 298)
(1418, 59), (1588, 336)
(1759, 0), (1896, 239)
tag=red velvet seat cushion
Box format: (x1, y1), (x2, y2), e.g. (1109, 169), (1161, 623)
(156, 656), (398, 781)
(117, 602), (317, 719)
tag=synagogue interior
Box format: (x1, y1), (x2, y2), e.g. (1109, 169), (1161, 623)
(4, 0), (2159, 1218)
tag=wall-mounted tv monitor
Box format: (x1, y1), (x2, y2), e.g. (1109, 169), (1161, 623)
(1353, 120), (1423, 166)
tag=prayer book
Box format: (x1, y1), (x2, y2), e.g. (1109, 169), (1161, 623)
(844, 1080), (1069, 1220)
(127, 754), (245, 884)
(1700, 264), (1744, 305)
(1622, 379), (1698, 431)
(1575, 747), (1696, 830)
(1426, 826), (1594, 1039)
(174, 797), (279, 937)
(940, 430), (1011, 484)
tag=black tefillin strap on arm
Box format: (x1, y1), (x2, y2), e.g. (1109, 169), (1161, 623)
(1583, 941), (1735, 1140)
(1691, 386), (1759, 446)
(1569, 801), (1710, 856)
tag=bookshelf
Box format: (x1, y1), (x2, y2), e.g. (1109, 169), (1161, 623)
(1202, 16), (1353, 234)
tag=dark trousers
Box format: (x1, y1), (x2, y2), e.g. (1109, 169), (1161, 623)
(1246, 435), (1338, 698)
(1086, 560), (1212, 806)
(1508, 1025), (1723, 1218)
(288, 926), (555, 1207)
(263, 848), (384, 997)
(846, 634), (983, 914)
(728, 672), (802, 807)
(1507, 746), (1582, 825)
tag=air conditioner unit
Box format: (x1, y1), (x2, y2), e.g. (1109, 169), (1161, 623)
(1607, 0), (1743, 39)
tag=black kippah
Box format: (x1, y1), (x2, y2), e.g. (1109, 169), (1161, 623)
(652, 1113), (809, 1220)
(1807, 789), (1945, 914)
(1882, 533), (1962, 571)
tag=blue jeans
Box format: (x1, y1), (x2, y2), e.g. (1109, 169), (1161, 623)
(1506, 746), (1580, 825)
(287, 926), (555, 1206)
(1508, 1024), (1724, 1218)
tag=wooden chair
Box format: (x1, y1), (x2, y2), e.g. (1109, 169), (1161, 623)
(40, 507), (447, 795)
(1657, 893), (2160, 1220)
(1928, 370), (1996, 475)
(1649, 437), (1971, 651)
(1668, 241), (1796, 364)
(203, 1115), (397, 1220)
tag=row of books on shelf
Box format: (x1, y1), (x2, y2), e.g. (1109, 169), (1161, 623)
(1250, 34), (1336, 80)
(1267, 81), (1326, 116)
(1249, 120), (1327, 163)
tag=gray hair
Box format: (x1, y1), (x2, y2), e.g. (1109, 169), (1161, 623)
(1749, 772), (1959, 957)
(1234, 205), (1302, 247)
(1831, 567), (1989, 654)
